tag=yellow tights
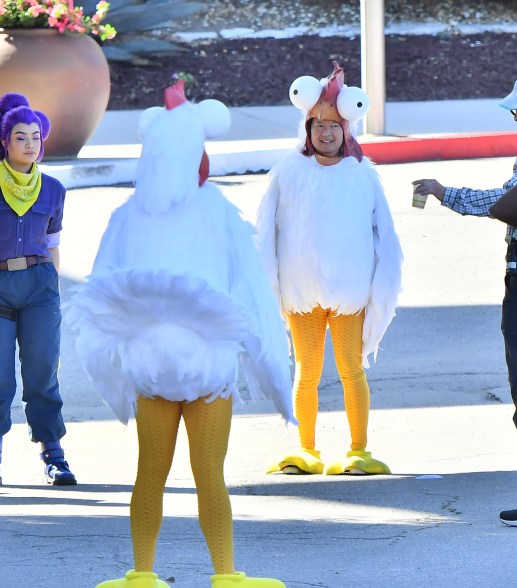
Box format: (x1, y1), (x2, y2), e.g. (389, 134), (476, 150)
(288, 307), (370, 452)
(131, 394), (234, 575)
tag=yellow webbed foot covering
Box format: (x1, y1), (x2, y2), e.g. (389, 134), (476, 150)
(324, 450), (391, 475)
(264, 448), (324, 475)
(96, 570), (170, 588)
(211, 571), (286, 587)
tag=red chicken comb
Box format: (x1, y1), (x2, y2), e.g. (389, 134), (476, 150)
(323, 61), (345, 104)
(164, 80), (187, 110)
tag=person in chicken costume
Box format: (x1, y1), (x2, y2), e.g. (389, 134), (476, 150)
(256, 62), (403, 476)
(67, 81), (294, 588)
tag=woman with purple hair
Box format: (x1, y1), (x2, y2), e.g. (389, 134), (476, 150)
(0, 92), (76, 486)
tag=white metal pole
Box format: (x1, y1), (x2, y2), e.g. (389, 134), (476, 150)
(360, 0), (386, 135)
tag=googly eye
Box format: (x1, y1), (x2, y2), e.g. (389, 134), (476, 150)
(336, 86), (370, 122)
(197, 99), (231, 139)
(289, 76), (323, 111)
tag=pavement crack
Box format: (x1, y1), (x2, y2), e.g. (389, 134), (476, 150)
(441, 497), (462, 516)
(485, 391), (503, 402)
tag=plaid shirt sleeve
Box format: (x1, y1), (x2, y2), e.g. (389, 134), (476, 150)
(442, 158), (517, 217)
(443, 185), (504, 216)
(441, 159), (517, 242)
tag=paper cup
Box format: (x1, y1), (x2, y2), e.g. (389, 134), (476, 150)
(412, 187), (428, 209)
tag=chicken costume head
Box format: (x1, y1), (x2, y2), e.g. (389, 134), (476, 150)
(289, 61), (369, 162)
(135, 80), (231, 213)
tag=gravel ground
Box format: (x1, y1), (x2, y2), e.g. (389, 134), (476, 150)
(107, 1), (517, 110)
(172, 0), (516, 31)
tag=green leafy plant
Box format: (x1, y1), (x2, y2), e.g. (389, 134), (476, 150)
(171, 71), (195, 88)
(80, 0), (205, 64)
(0, 0), (117, 41)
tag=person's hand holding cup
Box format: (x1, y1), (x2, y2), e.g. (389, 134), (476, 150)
(412, 179), (446, 207)
(412, 182), (428, 209)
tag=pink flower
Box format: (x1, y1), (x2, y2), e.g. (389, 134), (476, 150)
(0, 0), (116, 40)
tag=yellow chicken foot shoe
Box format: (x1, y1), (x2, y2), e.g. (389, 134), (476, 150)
(324, 450), (391, 475)
(211, 571), (286, 587)
(264, 448), (324, 474)
(95, 570), (170, 588)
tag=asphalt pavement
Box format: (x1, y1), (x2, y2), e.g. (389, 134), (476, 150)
(2, 103), (517, 588)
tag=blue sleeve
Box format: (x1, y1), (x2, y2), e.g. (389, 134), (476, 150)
(44, 175), (66, 235)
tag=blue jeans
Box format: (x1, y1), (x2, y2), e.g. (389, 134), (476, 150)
(0, 262), (66, 442)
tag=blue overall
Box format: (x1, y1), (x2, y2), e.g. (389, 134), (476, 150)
(0, 172), (67, 443)
(0, 261), (65, 441)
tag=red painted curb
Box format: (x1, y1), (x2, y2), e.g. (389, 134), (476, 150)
(361, 132), (517, 164)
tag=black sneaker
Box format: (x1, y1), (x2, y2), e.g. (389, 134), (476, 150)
(41, 448), (77, 486)
(500, 509), (517, 526)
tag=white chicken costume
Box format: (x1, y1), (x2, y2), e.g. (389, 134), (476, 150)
(256, 62), (403, 476)
(68, 81), (293, 588)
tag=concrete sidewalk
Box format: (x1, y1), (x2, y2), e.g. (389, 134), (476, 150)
(40, 99), (517, 189)
(2, 157), (517, 587)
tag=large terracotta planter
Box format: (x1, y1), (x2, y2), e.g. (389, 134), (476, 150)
(0, 28), (110, 159)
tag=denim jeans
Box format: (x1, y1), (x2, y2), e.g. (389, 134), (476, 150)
(0, 262), (65, 442)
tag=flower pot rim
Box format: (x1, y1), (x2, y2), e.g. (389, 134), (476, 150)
(0, 27), (57, 33)
(0, 28), (87, 36)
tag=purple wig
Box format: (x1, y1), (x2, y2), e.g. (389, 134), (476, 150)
(0, 93), (51, 162)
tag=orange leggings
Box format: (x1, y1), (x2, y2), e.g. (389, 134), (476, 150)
(288, 307), (370, 452)
(131, 394), (234, 575)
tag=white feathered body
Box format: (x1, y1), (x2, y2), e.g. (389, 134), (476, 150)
(67, 102), (293, 424)
(255, 151), (403, 366)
